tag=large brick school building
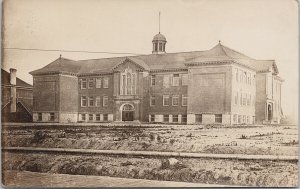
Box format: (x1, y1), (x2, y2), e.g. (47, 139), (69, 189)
(30, 33), (283, 124)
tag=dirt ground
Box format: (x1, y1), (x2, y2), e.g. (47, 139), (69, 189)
(2, 124), (298, 156)
(2, 152), (298, 187)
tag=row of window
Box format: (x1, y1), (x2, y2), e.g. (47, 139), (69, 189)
(149, 114), (187, 123)
(234, 92), (255, 106)
(81, 113), (109, 121)
(194, 114), (222, 123)
(81, 96), (108, 107)
(233, 114), (255, 124)
(153, 42), (165, 52)
(80, 77), (109, 89)
(37, 113), (55, 121)
(235, 68), (255, 86)
(151, 74), (188, 87)
(151, 95), (188, 106)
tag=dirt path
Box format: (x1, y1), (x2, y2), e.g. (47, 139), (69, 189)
(3, 170), (233, 187)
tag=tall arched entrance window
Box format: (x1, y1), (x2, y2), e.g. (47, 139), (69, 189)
(120, 68), (137, 95)
(121, 104), (134, 121)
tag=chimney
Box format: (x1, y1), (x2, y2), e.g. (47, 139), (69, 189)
(10, 68), (17, 113)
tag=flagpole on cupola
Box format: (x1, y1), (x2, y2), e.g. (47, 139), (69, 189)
(159, 11), (161, 34)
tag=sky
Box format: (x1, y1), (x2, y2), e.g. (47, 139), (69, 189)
(2, 0), (298, 123)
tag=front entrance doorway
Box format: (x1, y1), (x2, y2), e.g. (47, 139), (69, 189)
(121, 104), (134, 121)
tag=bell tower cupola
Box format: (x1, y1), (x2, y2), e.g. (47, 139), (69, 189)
(152, 12), (167, 54)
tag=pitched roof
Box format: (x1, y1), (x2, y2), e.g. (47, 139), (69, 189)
(30, 43), (279, 75)
(1, 69), (32, 88)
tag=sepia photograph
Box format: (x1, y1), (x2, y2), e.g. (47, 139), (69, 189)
(1, 0), (298, 187)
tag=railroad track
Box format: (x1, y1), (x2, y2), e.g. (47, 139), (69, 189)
(2, 147), (298, 161)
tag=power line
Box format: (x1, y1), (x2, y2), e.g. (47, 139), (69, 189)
(3, 47), (145, 56)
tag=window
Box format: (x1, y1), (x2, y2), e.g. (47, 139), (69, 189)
(181, 74), (188, 85)
(215, 114), (222, 123)
(103, 114), (108, 121)
(182, 95), (188, 106)
(37, 113), (42, 121)
(240, 93), (243, 105)
(96, 114), (100, 121)
(81, 78), (87, 89)
(172, 95), (179, 106)
(196, 114), (202, 123)
(247, 95), (250, 106)
(88, 78), (94, 89)
(235, 69), (239, 82)
(243, 94), (246, 106)
(242, 115), (246, 123)
(240, 70), (243, 82)
(244, 72), (247, 83)
(159, 43), (163, 51)
(89, 97), (94, 106)
(96, 78), (102, 88)
(81, 96), (87, 107)
(246, 116), (249, 123)
(238, 115), (242, 124)
(233, 114), (237, 124)
(89, 114), (93, 121)
(96, 96), (101, 107)
(163, 95), (170, 106)
(150, 115), (155, 122)
(103, 77), (109, 88)
(50, 113), (54, 121)
(150, 96), (156, 106)
(172, 74), (180, 86)
(151, 75), (156, 86)
(182, 115), (187, 123)
(163, 75), (171, 88)
(103, 96), (108, 107)
(173, 115), (178, 122)
(120, 70), (136, 95)
(235, 92), (238, 105)
(163, 115), (169, 122)
(81, 114), (86, 121)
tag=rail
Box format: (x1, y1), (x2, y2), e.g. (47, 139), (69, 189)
(3, 147), (298, 161)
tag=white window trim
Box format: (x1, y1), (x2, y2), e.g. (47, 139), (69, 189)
(81, 96), (87, 107)
(172, 74), (180, 86)
(96, 78), (102, 88)
(88, 78), (94, 89)
(103, 77), (109, 88)
(95, 96), (101, 107)
(182, 95), (188, 106)
(81, 78), (87, 89)
(172, 95), (179, 106)
(88, 97), (94, 107)
(103, 96), (108, 107)
(150, 96), (155, 106)
(163, 95), (170, 106)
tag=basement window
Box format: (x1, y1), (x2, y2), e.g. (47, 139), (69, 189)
(96, 114), (100, 121)
(89, 114), (93, 121)
(163, 115), (169, 122)
(173, 115), (178, 123)
(215, 114), (222, 123)
(195, 114), (202, 123)
(50, 113), (54, 121)
(103, 114), (108, 121)
(182, 115), (187, 123)
(37, 113), (42, 121)
(81, 114), (86, 121)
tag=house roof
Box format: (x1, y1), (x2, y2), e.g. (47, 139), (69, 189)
(30, 43), (279, 75)
(1, 69), (32, 88)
